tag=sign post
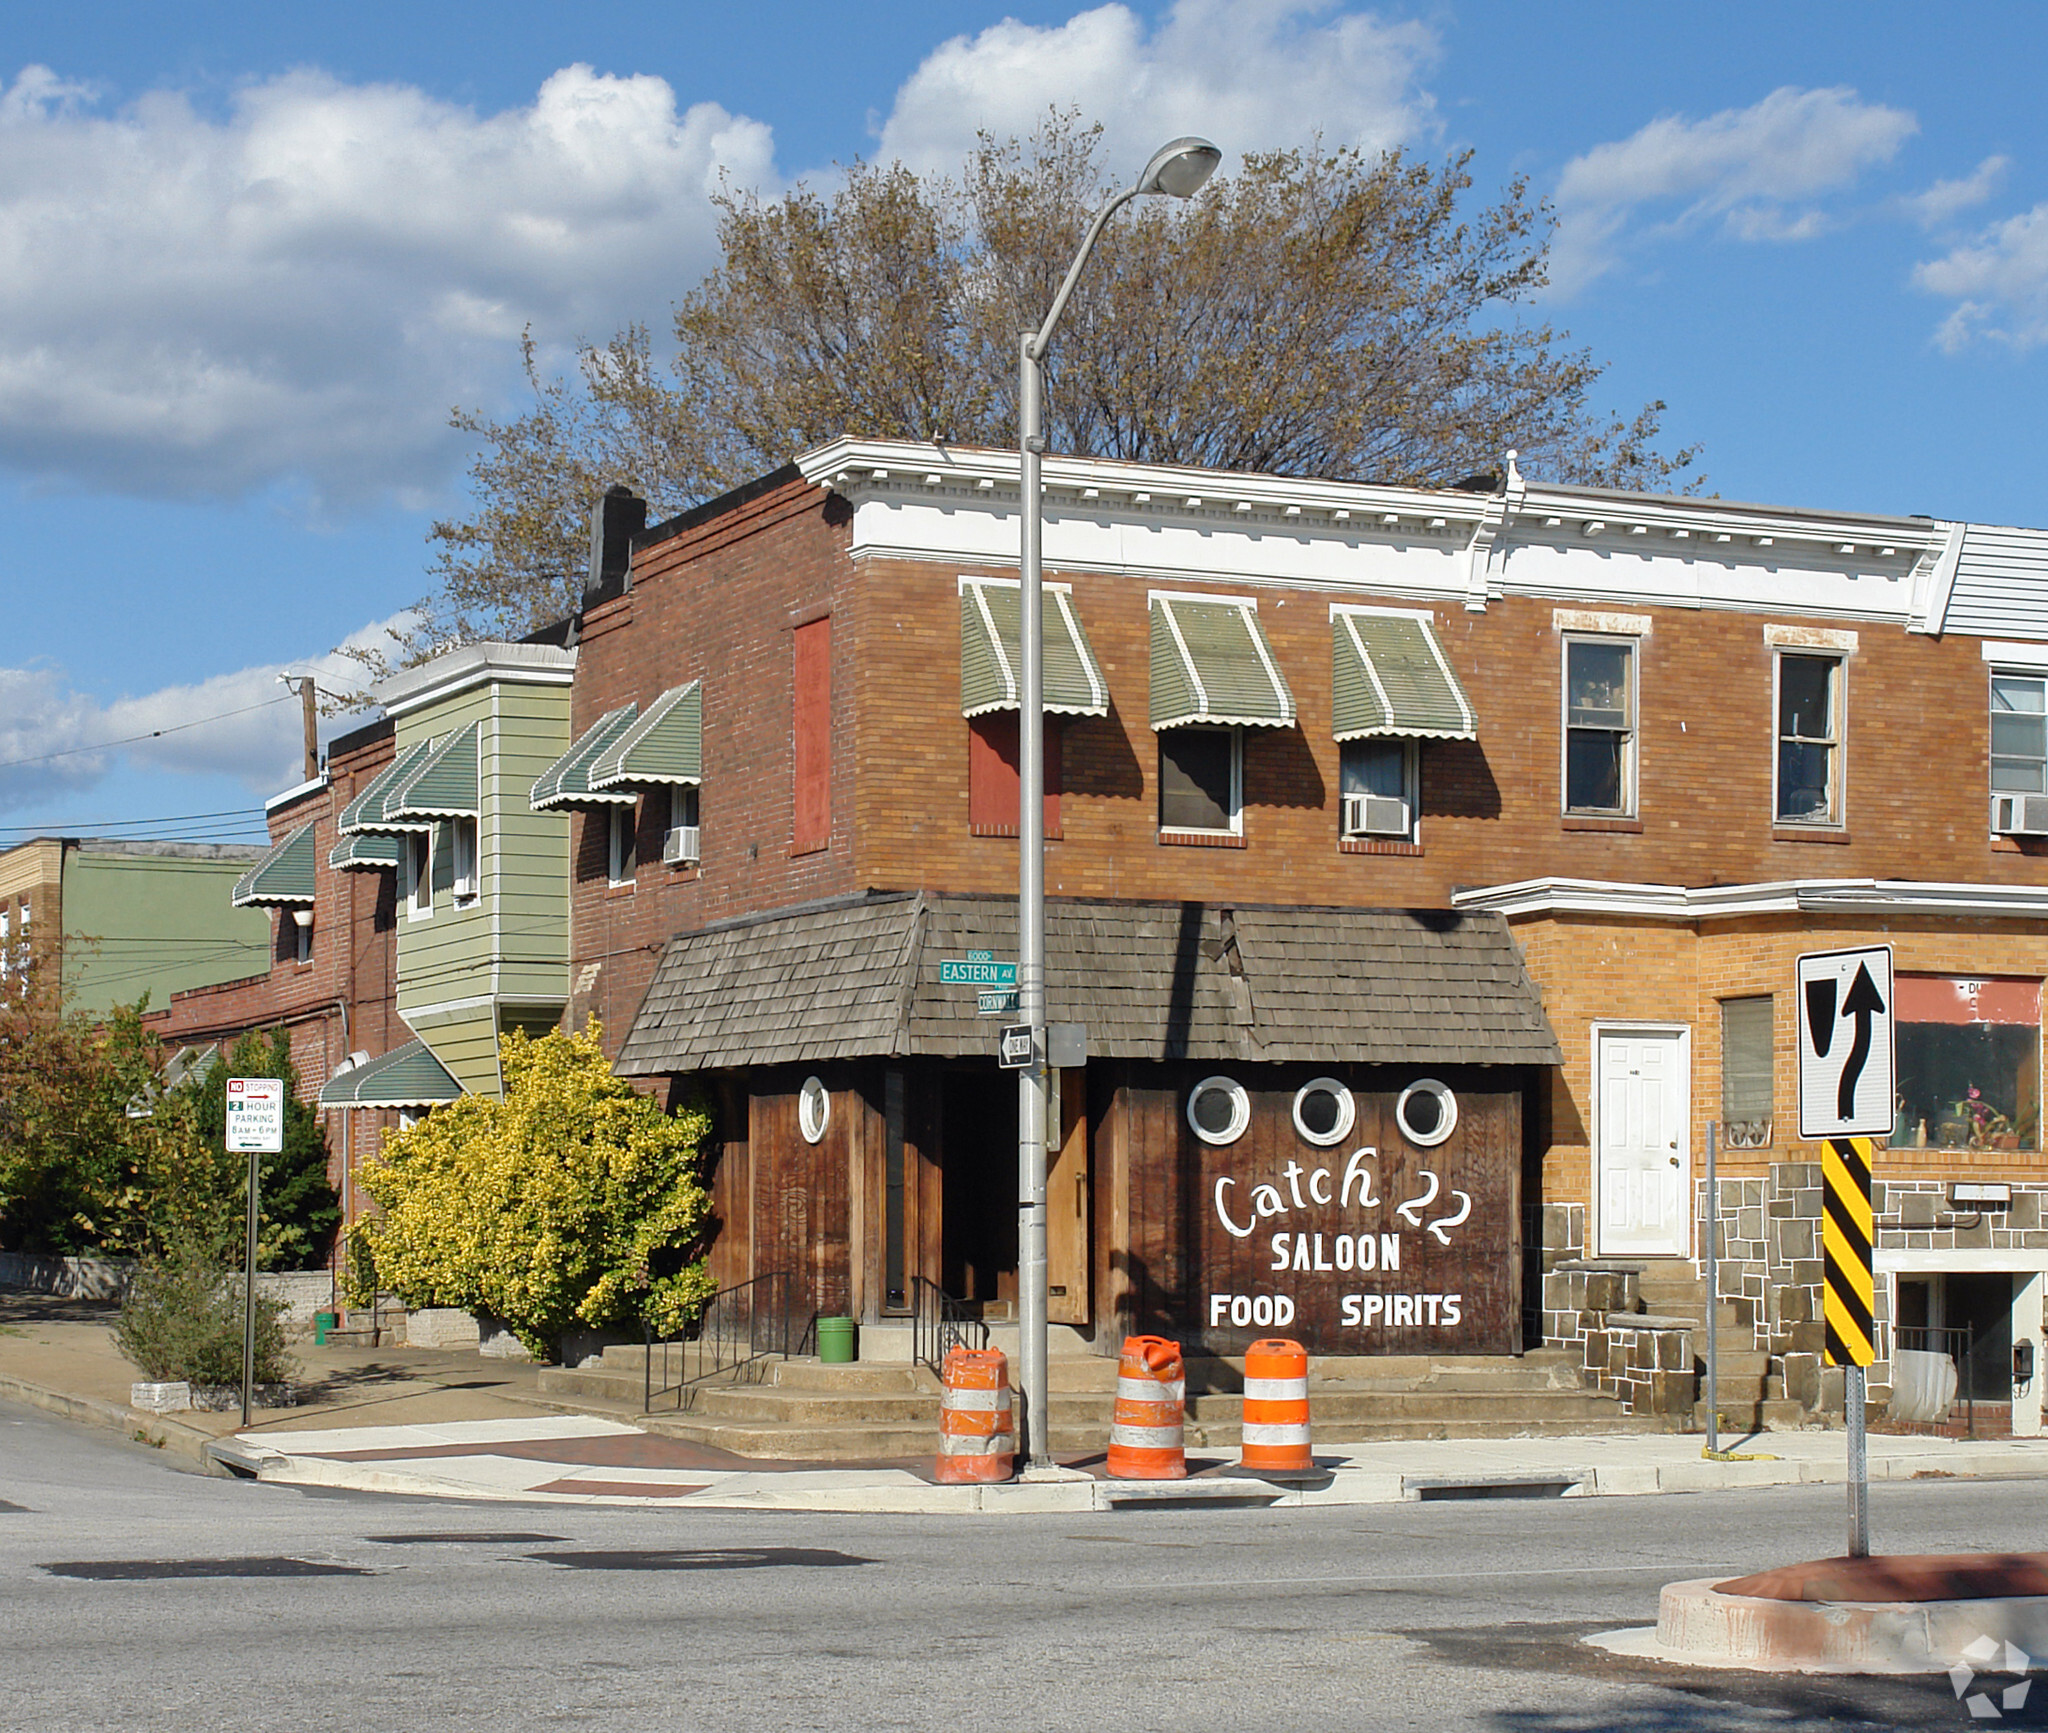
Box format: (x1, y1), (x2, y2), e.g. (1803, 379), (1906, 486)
(225, 1077), (285, 1429)
(1795, 946), (1892, 1560)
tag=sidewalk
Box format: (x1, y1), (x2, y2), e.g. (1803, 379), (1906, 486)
(7, 1290), (2045, 1514)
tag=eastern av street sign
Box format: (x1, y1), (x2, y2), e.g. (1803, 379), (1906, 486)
(1796, 945), (1895, 1140)
(941, 957), (1017, 986)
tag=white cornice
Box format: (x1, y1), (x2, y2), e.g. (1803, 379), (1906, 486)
(374, 642), (577, 717)
(264, 774), (329, 814)
(1453, 875), (2048, 922)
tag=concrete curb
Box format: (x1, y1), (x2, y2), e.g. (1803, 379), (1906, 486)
(0, 1372), (226, 1475)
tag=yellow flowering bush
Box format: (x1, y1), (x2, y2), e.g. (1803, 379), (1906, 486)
(348, 1023), (716, 1357)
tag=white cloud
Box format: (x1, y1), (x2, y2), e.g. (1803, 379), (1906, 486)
(0, 611), (418, 814)
(875, 0), (1438, 182)
(1903, 154), (2009, 229)
(1551, 86), (1917, 295)
(1916, 204), (2048, 351)
(0, 63), (777, 506)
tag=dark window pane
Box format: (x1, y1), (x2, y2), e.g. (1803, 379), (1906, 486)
(1401, 1088), (1442, 1138)
(1895, 1021), (2039, 1151)
(1191, 1084), (1236, 1135)
(1566, 641), (1631, 728)
(1566, 730), (1623, 811)
(1299, 1087), (1341, 1137)
(1777, 741), (1832, 821)
(1340, 738), (1406, 798)
(1160, 728), (1234, 830)
(1778, 655), (1835, 740)
(1992, 712), (2045, 760)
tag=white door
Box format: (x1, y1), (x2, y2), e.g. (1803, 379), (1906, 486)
(1596, 1028), (1689, 1256)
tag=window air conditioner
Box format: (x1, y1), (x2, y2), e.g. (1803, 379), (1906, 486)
(1991, 792), (2048, 836)
(1342, 792), (1409, 837)
(661, 825), (701, 866)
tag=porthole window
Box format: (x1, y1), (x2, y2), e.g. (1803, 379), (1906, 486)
(1395, 1078), (1458, 1148)
(1186, 1076), (1251, 1146)
(1291, 1077), (1356, 1147)
(798, 1075), (830, 1144)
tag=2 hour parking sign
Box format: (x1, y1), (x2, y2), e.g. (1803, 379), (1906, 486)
(1795, 945), (1895, 1140)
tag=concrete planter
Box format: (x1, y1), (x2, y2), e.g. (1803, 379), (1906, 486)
(405, 1307), (482, 1351)
(188, 1384), (299, 1411)
(130, 1381), (191, 1412)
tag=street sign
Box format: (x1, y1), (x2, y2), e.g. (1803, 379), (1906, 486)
(1796, 945), (1895, 1139)
(942, 957), (1017, 986)
(977, 989), (1020, 1016)
(225, 1077), (285, 1154)
(998, 1025), (1034, 1069)
(1821, 1136), (1876, 1368)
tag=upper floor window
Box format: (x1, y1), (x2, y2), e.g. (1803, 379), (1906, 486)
(1991, 674), (2047, 796)
(450, 817), (479, 906)
(1775, 652), (1843, 825)
(968, 711), (1062, 838)
(1563, 635), (1636, 815)
(1339, 738), (1416, 841)
(1159, 726), (1240, 835)
(664, 784), (701, 867)
(292, 909), (313, 965)
(404, 829), (432, 920)
(608, 804), (637, 886)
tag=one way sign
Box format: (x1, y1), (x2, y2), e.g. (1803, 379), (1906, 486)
(1796, 944), (1895, 1139)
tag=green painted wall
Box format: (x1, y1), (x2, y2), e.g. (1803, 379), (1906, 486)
(62, 846), (272, 1020)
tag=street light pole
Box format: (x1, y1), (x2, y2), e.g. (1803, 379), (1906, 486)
(1015, 136), (1220, 1473)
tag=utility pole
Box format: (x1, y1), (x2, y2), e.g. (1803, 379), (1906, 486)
(280, 673), (319, 781)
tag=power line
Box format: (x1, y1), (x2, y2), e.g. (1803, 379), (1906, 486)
(0, 693), (294, 773)
(0, 805), (268, 834)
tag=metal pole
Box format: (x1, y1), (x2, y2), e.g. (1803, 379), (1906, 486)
(1016, 331), (1050, 1469)
(1704, 1121), (1718, 1455)
(241, 1140), (260, 1429)
(1846, 1364), (1869, 1557)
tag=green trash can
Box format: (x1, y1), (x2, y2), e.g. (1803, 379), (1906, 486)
(816, 1316), (857, 1364)
(313, 1310), (337, 1346)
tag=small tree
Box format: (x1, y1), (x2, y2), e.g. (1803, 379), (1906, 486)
(351, 1023), (715, 1358)
(115, 1229), (293, 1387)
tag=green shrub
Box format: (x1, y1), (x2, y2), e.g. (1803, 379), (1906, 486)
(115, 1234), (293, 1386)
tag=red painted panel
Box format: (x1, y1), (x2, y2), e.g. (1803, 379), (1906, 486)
(792, 617), (831, 854)
(1894, 973), (2042, 1027)
(967, 712), (1061, 838)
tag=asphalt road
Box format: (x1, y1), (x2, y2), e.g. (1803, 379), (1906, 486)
(1, 1397), (2041, 1732)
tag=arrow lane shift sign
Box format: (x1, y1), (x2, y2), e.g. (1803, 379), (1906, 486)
(1806, 964), (1888, 1120)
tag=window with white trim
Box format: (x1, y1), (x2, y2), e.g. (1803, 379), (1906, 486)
(1991, 673), (2048, 795)
(1159, 726), (1241, 834)
(608, 804), (637, 885)
(1774, 652), (1843, 825)
(450, 817), (479, 905)
(1562, 635), (1636, 815)
(404, 829), (432, 920)
(1338, 738), (1417, 840)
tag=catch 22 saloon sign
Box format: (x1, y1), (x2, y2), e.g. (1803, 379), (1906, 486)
(1166, 1073), (1519, 1357)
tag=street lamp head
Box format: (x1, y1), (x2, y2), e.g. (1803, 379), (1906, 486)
(1137, 136), (1221, 199)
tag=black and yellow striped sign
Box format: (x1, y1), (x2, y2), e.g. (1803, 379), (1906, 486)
(1822, 1136), (1875, 1368)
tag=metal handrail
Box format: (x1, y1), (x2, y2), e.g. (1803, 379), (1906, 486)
(1893, 1321), (1977, 1440)
(909, 1274), (989, 1377)
(643, 1271), (799, 1412)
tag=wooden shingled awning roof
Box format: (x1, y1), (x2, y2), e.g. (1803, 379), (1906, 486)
(616, 892), (1560, 1076)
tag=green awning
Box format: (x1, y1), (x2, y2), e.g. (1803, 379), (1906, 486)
(531, 705), (640, 810)
(318, 1038), (463, 1109)
(385, 722), (480, 820)
(1331, 610), (1477, 741)
(590, 683), (701, 788)
(328, 829), (403, 872)
(337, 738), (436, 835)
(959, 580), (1109, 718)
(1149, 594), (1296, 730)
(231, 822), (318, 907)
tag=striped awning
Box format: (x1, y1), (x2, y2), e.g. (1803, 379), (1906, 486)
(590, 683), (701, 789)
(1331, 609), (1477, 741)
(328, 829), (403, 872)
(960, 579), (1109, 718)
(337, 738), (436, 836)
(1149, 594), (1295, 730)
(384, 722), (479, 821)
(318, 1038), (463, 1109)
(532, 705), (640, 810)
(231, 822), (318, 907)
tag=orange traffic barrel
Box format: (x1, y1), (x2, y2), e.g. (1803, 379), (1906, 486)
(935, 1346), (1014, 1484)
(1239, 1337), (1313, 1474)
(1107, 1335), (1186, 1479)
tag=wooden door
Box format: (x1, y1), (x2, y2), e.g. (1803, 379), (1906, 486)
(1047, 1067), (1090, 1324)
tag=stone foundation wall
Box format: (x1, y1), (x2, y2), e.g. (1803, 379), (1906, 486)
(1538, 1260), (1696, 1417)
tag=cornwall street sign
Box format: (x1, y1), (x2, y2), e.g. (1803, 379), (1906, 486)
(1796, 945), (1895, 1140)
(225, 1076), (285, 1154)
(941, 956), (1018, 986)
(998, 1025), (1035, 1068)
(977, 988), (1020, 1016)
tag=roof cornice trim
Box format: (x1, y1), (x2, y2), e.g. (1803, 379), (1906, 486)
(374, 642), (577, 716)
(1452, 875), (2048, 922)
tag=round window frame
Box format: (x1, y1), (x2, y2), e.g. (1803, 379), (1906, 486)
(798, 1075), (830, 1145)
(1290, 1076), (1357, 1148)
(1394, 1077), (1458, 1148)
(1186, 1075), (1251, 1146)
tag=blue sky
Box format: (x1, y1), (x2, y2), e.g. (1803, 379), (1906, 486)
(4, 1), (2046, 845)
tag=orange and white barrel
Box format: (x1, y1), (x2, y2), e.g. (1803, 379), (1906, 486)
(1239, 1337), (1313, 1474)
(1107, 1335), (1186, 1480)
(935, 1346), (1014, 1484)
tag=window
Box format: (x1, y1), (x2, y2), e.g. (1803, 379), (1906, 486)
(450, 817), (479, 905)
(608, 804), (637, 886)
(798, 1075), (830, 1144)
(1159, 726), (1240, 834)
(1186, 1076), (1250, 1145)
(1339, 738), (1416, 840)
(1394, 1078), (1458, 1147)
(1892, 974), (2040, 1151)
(1991, 674), (2047, 794)
(1563, 636), (1636, 814)
(665, 784), (700, 865)
(792, 616), (831, 854)
(1775, 653), (1843, 824)
(292, 910), (313, 965)
(1720, 995), (1773, 1147)
(968, 711), (1062, 837)
(404, 829), (432, 919)
(1291, 1078), (1356, 1147)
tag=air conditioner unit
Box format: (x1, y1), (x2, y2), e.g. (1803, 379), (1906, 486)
(661, 825), (701, 866)
(1342, 792), (1409, 837)
(1992, 792), (2048, 836)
